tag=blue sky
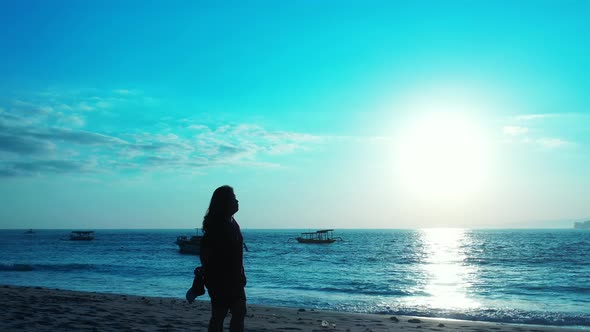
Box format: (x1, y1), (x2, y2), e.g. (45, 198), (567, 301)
(1, 1), (589, 229)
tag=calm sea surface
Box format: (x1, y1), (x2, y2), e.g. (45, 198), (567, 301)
(1, 229), (589, 328)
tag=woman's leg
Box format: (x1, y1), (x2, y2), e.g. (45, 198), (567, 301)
(208, 298), (229, 332)
(228, 298), (247, 332)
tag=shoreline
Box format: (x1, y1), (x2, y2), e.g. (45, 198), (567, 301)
(1, 284), (586, 331)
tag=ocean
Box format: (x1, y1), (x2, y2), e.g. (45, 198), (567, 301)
(1, 228), (589, 328)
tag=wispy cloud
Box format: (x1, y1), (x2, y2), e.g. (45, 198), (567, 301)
(185, 123), (325, 164)
(515, 113), (562, 121)
(1, 160), (92, 177)
(536, 138), (571, 149)
(0, 89), (328, 177)
(503, 126), (529, 136)
(113, 89), (137, 96)
(0, 133), (56, 155)
(503, 113), (581, 150)
(56, 114), (86, 127)
(77, 102), (94, 111)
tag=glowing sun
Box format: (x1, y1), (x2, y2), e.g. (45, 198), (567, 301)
(396, 112), (489, 196)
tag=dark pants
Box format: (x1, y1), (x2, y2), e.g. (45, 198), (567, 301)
(208, 297), (246, 332)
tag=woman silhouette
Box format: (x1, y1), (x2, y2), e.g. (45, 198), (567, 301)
(200, 185), (247, 332)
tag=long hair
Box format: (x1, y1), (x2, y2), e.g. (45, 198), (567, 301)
(202, 185), (234, 233)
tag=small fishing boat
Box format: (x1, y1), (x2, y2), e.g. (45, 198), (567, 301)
(24, 229), (35, 234)
(70, 231), (94, 241)
(175, 230), (203, 255)
(176, 229), (249, 254)
(294, 229), (343, 244)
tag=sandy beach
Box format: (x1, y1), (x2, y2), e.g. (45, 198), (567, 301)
(1, 285), (584, 332)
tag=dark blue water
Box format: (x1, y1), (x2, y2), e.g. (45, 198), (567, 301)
(1, 229), (589, 328)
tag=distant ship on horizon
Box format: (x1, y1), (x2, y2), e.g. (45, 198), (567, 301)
(574, 220), (590, 229)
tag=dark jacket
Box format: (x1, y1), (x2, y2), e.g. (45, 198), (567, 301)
(200, 217), (246, 299)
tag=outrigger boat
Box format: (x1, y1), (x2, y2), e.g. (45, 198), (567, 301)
(175, 229), (249, 255)
(70, 231), (94, 241)
(175, 230), (203, 255)
(294, 229), (343, 244)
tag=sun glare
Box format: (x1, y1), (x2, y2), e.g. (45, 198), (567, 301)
(396, 112), (489, 197)
(418, 228), (479, 309)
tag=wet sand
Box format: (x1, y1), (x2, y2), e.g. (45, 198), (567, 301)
(0, 285), (583, 331)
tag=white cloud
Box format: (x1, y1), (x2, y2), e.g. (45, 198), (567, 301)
(77, 102), (94, 111)
(267, 143), (298, 155)
(56, 103), (73, 111)
(1, 89), (335, 177)
(12, 100), (34, 107)
(503, 126), (529, 136)
(515, 113), (561, 121)
(113, 89), (134, 95)
(11, 100), (53, 115)
(61, 115), (86, 127)
(188, 124), (210, 131)
(95, 101), (111, 109)
(502, 112), (583, 149)
(536, 138), (571, 149)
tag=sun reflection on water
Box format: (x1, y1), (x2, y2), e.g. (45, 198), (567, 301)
(418, 228), (480, 310)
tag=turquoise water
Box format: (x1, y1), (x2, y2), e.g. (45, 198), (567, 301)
(1, 229), (589, 328)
